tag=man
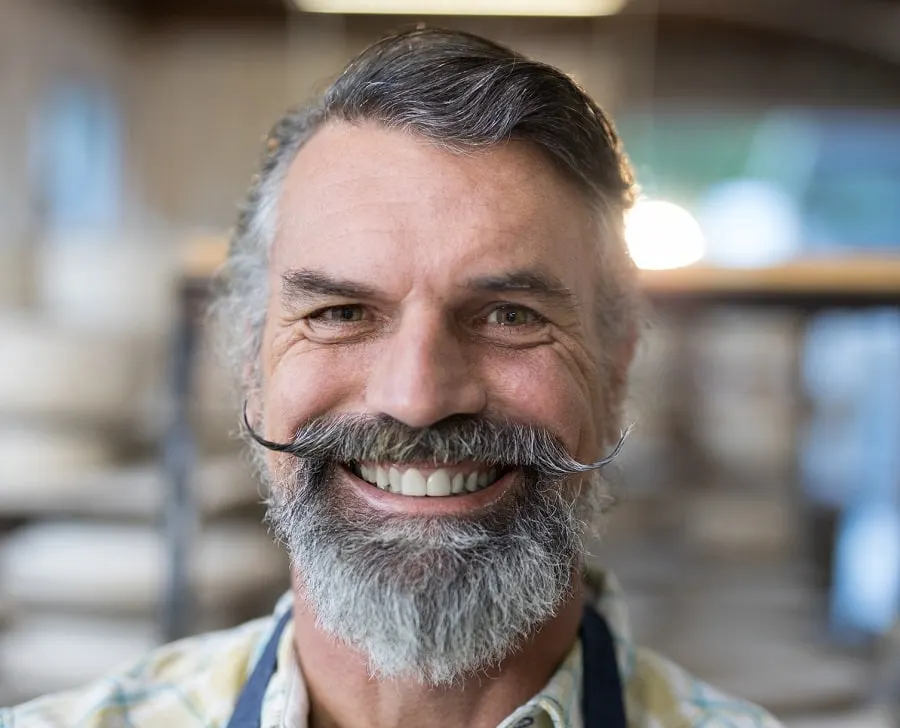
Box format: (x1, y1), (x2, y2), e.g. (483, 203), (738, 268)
(2, 28), (782, 728)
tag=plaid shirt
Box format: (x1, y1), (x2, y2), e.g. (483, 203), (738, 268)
(1, 571), (782, 727)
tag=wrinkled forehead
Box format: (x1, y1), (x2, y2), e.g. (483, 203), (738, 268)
(270, 122), (601, 300)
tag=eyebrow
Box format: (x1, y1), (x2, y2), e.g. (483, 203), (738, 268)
(281, 267), (579, 311)
(465, 270), (579, 309)
(281, 269), (381, 304)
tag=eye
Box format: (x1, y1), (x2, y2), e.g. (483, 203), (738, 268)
(485, 305), (543, 326)
(308, 305), (367, 323)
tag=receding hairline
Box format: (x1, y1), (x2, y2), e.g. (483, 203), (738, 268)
(306, 117), (598, 176)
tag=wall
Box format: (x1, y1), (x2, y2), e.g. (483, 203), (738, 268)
(125, 16), (637, 230)
(0, 0), (132, 250)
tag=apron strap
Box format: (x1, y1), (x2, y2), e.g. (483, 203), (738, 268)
(580, 604), (628, 728)
(226, 604), (626, 728)
(225, 609), (293, 728)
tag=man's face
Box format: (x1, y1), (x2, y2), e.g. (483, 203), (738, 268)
(256, 123), (616, 683)
(262, 123), (606, 476)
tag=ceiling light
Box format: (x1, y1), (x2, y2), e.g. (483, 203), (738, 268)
(293, 0), (625, 16)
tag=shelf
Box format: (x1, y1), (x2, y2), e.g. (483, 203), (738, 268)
(641, 257), (900, 309)
(182, 236), (900, 308)
(0, 457), (258, 520)
(0, 522), (287, 615)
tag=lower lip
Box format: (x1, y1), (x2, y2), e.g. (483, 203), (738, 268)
(340, 465), (518, 515)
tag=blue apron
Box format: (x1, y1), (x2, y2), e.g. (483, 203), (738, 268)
(226, 605), (626, 728)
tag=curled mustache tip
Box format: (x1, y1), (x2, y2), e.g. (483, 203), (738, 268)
(242, 402), (293, 453)
(585, 424), (632, 470)
(543, 423), (631, 476)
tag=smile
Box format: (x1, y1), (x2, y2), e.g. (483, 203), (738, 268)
(347, 462), (508, 497)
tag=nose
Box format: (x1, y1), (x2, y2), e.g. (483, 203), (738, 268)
(365, 309), (486, 428)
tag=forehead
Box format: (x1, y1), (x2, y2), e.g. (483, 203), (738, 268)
(272, 122), (598, 289)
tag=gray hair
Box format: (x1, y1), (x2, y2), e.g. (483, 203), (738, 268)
(213, 27), (640, 420)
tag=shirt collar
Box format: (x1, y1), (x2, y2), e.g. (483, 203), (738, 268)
(495, 568), (636, 728)
(497, 639), (583, 728)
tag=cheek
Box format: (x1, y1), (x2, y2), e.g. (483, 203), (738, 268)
(262, 342), (370, 442)
(480, 347), (595, 458)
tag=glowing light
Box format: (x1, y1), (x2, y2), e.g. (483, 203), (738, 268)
(625, 199), (706, 270)
(294, 0), (625, 15)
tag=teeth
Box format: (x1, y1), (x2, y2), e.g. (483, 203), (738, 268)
(426, 470), (452, 496)
(353, 463), (502, 496)
(401, 468), (427, 497)
(376, 467), (389, 489)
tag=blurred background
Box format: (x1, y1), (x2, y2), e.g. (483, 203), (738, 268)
(1, 0), (899, 724)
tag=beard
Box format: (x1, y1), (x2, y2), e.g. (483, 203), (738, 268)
(253, 413), (619, 686)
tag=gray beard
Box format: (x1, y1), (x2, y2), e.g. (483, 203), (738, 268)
(264, 458), (608, 686)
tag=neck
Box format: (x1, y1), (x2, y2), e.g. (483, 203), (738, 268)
(290, 571), (583, 728)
